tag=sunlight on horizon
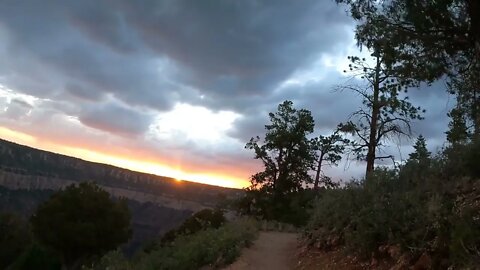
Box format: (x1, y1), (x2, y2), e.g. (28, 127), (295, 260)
(0, 126), (248, 189)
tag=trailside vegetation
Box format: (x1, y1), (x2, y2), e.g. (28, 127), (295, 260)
(86, 217), (259, 270)
(30, 182), (132, 270)
(306, 140), (480, 268)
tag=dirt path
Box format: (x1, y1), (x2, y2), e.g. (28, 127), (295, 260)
(224, 232), (298, 270)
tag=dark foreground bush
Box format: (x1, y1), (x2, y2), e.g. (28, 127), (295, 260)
(234, 189), (316, 227)
(0, 213), (31, 269)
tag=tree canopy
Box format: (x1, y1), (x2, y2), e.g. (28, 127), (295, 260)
(311, 128), (348, 189)
(30, 182), (132, 270)
(246, 100), (315, 194)
(336, 0), (480, 82)
(339, 54), (423, 175)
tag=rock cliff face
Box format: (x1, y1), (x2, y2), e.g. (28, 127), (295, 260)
(0, 138), (241, 211)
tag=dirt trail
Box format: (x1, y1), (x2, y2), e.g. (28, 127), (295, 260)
(224, 231), (298, 270)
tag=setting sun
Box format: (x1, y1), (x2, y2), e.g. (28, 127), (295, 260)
(0, 125), (249, 188)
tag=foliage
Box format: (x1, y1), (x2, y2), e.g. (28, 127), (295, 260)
(306, 141), (480, 268)
(30, 182), (132, 270)
(447, 63), (480, 141)
(0, 213), (31, 269)
(147, 208), (226, 248)
(9, 242), (62, 270)
(246, 100), (315, 194)
(83, 249), (133, 270)
(446, 105), (470, 146)
(241, 100), (318, 225)
(336, 0), (480, 83)
(339, 54), (423, 176)
(443, 139), (480, 179)
(91, 218), (259, 270)
(139, 218), (258, 270)
(234, 187), (316, 227)
(311, 128), (349, 189)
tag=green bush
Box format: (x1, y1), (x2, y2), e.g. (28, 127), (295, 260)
(89, 218), (259, 270)
(138, 218), (258, 270)
(306, 157), (480, 268)
(30, 182), (131, 269)
(83, 250), (133, 270)
(141, 209), (227, 252)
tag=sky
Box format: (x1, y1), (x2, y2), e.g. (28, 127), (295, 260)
(0, 0), (453, 188)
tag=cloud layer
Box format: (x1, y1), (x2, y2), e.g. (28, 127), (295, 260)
(0, 0), (451, 187)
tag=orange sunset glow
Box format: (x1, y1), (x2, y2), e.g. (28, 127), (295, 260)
(0, 126), (250, 188)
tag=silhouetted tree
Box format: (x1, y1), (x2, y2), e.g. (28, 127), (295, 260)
(409, 135), (431, 163)
(337, 0), (480, 145)
(246, 100), (315, 195)
(336, 0), (480, 84)
(446, 105), (470, 146)
(30, 182), (131, 270)
(339, 53), (423, 177)
(311, 127), (349, 189)
(448, 64), (480, 141)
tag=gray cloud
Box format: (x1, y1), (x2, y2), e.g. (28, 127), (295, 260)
(0, 0), (453, 185)
(79, 101), (153, 137)
(0, 0), (355, 113)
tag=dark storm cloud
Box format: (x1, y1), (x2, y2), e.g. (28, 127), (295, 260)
(0, 0), (355, 114)
(0, 0), (452, 183)
(112, 0), (353, 110)
(79, 101), (153, 137)
(0, 1), (177, 112)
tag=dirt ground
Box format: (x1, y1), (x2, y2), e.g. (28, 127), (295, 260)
(223, 231), (299, 270)
(223, 232), (395, 270)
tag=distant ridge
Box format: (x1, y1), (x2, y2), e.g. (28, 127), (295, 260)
(0, 138), (240, 209)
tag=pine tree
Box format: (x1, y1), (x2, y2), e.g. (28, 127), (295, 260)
(339, 52), (423, 177)
(409, 135), (430, 163)
(446, 106), (470, 146)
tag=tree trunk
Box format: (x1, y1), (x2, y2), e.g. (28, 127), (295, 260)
(366, 56), (381, 177)
(275, 149), (284, 190)
(314, 152), (325, 190)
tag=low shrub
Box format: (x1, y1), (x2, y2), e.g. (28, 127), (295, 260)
(88, 218), (259, 270)
(306, 164), (480, 268)
(142, 208), (227, 253)
(139, 218), (258, 270)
